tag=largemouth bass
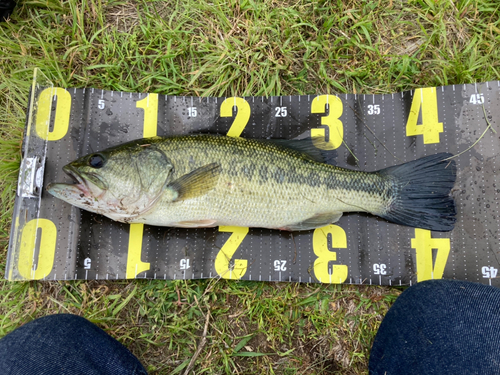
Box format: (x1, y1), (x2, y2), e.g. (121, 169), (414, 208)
(47, 135), (456, 231)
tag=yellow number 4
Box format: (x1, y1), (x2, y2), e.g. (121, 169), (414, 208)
(412, 229), (450, 282)
(406, 87), (443, 144)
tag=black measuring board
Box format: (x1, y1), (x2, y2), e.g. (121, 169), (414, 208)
(7, 75), (500, 287)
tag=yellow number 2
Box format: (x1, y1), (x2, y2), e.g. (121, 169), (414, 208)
(406, 87), (443, 144)
(214, 98), (251, 280)
(311, 95), (344, 150)
(220, 97), (251, 138)
(412, 229), (450, 282)
(312, 225), (348, 283)
(215, 226), (249, 279)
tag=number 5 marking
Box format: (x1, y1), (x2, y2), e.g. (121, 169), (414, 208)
(406, 88), (443, 144)
(215, 226), (249, 279)
(311, 95), (344, 150)
(412, 229), (450, 282)
(312, 225), (348, 283)
(220, 97), (251, 138)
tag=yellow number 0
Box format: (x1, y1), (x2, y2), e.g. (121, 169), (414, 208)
(312, 225), (348, 283)
(17, 219), (57, 280)
(126, 94), (158, 278)
(35, 87), (71, 141)
(14, 87), (72, 280)
(311, 95), (344, 150)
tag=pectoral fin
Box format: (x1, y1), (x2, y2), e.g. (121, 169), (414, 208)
(281, 212), (343, 231)
(167, 163), (221, 202)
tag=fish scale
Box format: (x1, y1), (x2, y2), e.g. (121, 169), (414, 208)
(47, 134), (457, 232)
(141, 136), (387, 228)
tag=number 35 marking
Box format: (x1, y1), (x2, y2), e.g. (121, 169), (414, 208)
(367, 104), (380, 115)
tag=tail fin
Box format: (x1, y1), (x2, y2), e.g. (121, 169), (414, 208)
(378, 153), (456, 232)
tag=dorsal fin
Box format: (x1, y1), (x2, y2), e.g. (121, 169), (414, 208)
(266, 137), (336, 163)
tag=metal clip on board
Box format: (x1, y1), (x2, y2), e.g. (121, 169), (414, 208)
(7, 68), (54, 280)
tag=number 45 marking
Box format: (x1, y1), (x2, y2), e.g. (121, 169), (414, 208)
(469, 93), (484, 105)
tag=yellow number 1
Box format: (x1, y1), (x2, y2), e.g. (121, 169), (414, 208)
(126, 94), (158, 278)
(136, 93), (158, 138)
(406, 88), (443, 144)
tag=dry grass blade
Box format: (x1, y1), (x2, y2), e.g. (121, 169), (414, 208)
(183, 308), (211, 375)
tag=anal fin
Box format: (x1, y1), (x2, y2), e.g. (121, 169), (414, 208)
(281, 212), (343, 231)
(174, 220), (218, 228)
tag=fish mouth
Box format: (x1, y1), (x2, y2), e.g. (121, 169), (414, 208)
(46, 165), (106, 199)
(61, 164), (90, 194)
(65, 165), (108, 198)
(46, 165), (91, 199)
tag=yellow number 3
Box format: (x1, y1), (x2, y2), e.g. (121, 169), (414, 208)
(312, 225), (348, 283)
(311, 95), (344, 150)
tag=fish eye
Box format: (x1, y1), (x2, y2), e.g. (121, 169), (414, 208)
(88, 154), (106, 169)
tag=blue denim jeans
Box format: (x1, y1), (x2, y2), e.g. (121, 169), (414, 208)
(369, 279), (500, 375)
(1, 280), (499, 374)
(0, 314), (147, 375)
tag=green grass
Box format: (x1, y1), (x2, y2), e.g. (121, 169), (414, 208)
(1, 0), (499, 373)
